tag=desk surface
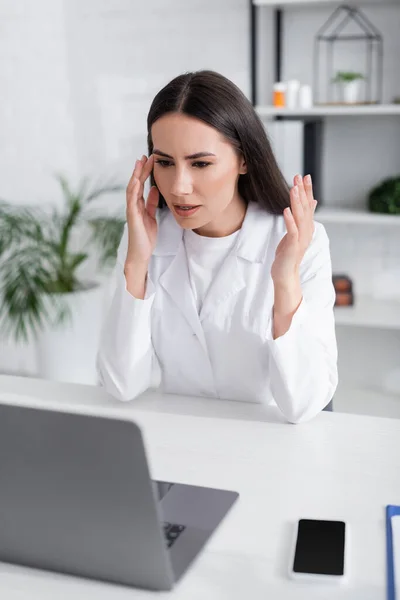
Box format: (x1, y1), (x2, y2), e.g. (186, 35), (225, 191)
(0, 374), (399, 599)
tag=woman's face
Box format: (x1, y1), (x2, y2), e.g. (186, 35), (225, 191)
(151, 113), (247, 237)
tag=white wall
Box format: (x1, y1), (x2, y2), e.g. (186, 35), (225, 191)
(0, 0), (249, 374)
(0, 0), (78, 374)
(63, 0), (249, 180)
(0, 0), (78, 204)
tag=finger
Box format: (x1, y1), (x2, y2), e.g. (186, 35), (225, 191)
(127, 159), (141, 192)
(290, 185), (304, 226)
(283, 207), (298, 239)
(312, 199), (318, 213)
(126, 177), (140, 210)
(146, 185), (159, 220)
(127, 154), (149, 190)
(140, 154), (154, 185)
(304, 174), (314, 208)
(137, 155), (154, 200)
(294, 174), (309, 212)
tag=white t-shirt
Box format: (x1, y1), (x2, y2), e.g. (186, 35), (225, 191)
(183, 228), (240, 313)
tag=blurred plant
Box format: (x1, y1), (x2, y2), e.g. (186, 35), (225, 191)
(368, 175), (400, 216)
(332, 71), (365, 83)
(0, 175), (125, 342)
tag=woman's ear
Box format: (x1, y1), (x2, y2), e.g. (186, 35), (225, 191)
(239, 158), (247, 175)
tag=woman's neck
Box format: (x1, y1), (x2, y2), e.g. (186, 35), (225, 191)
(193, 197), (247, 238)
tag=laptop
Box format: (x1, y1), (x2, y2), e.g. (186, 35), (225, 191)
(0, 399), (239, 591)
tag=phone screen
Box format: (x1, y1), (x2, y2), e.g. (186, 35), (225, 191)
(293, 519), (346, 576)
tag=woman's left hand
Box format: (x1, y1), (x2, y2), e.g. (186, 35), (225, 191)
(271, 174), (317, 285)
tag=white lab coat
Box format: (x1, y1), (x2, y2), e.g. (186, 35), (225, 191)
(97, 202), (338, 423)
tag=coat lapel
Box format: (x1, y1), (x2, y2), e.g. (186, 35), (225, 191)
(155, 212), (208, 351)
(159, 240), (207, 348)
(154, 202), (274, 333)
(199, 202), (275, 322)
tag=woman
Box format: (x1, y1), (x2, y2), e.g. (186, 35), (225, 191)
(97, 70), (338, 423)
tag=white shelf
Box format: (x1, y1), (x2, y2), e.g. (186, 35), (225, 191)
(253, 0), (398, 7)
(256, 104), (400, 117)
(334, 296), (400, 330)
(315, 207), (400, 226)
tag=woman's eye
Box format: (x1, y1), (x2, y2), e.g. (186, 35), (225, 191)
(155, 160), (211, 168)
(192, 161), (211, 168)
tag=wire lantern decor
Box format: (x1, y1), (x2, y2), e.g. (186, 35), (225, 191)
(313, 4), (383, 105)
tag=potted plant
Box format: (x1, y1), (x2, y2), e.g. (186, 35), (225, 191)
(368, 175), (400, 215)
(0, 175), (125, 384)
(332, 71), (365, 104)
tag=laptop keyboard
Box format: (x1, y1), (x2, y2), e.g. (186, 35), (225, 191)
(163, 522), (186, 548)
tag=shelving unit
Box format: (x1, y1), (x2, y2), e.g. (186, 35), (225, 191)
(253, 0), (399, 6)
(250, 0), (400, 225)
(334, 296), (400, 330)
(315, 207), (400, 225)
(256, 104), (400, 117)
(250, 0), (400, 418)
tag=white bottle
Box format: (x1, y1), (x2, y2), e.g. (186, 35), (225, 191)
(286, 80), (300, 109)
(298, 84), (313, 109)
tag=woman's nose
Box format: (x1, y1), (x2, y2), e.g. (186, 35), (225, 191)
(170, 168), (193, 197)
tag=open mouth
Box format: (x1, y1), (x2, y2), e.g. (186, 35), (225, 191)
(173, 205), (202, 217)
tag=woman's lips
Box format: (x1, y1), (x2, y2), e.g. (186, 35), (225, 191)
(173, 205), (201, 217)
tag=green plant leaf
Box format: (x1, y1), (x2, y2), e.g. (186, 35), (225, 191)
(332, 71), (365, 83)
(0, 201), (49, 255)
(0, 246), (69, 342)
(0, 174), (124, 342)
(84, 182), (124, 203)
(368, 175), (400, 215)
(87, 216), (125, 269)
(58, 196), (82, 261)
(78, 176), (90, 200)
(68, 252), (89, 272)
(54, 173), (75, 207)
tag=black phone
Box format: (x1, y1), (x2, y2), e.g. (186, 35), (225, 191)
(290, 519), (347, 582)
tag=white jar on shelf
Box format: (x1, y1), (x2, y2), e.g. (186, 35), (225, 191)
(298, 84), (313, 109)
(286, 80), (300, 109)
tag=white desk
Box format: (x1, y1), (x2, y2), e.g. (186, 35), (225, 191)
(0, 374), (399, 599)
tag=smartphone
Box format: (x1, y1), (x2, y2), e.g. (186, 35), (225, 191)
(289, 519), (347, 583)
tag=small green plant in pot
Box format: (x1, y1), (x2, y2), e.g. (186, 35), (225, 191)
(0, 175), (125, 383)
(332, 71), (365, 104)
(368, 175), (400, 215)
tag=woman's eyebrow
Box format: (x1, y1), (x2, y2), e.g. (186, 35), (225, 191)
(153, 149), (216, 160)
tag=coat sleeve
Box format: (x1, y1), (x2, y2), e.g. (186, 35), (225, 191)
(96, 225), (161, 401)
(265, 222), (338, 424)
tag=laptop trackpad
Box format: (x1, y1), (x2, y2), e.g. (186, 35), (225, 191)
(155, 482), (239, 583)
(157, 482), (238, 529)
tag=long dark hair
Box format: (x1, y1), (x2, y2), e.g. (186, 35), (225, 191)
(147, 70), (290, 214)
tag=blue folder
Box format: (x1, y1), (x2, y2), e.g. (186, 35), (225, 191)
(387, 505), (400, 600)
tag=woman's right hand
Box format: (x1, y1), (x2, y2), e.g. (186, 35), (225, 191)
(125, 154), (159, 267)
